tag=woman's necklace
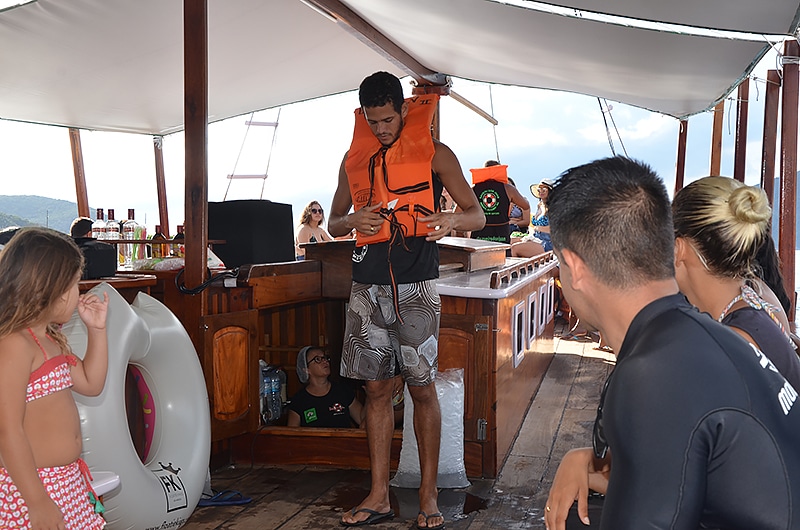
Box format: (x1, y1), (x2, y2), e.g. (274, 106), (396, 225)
(717, 283), (794, 346)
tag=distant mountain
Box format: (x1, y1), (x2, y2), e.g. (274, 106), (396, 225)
(0, 195), (91, 234)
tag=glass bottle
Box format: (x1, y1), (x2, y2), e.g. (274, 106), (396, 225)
(105, 209), (120, 240)
(172, 224), (185, 258)
(122, 209), (139, 268)
(150, 225), (168, 259)
(91, 208), (106, 240)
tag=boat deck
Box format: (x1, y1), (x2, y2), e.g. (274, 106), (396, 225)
(182, 322), (614, 529)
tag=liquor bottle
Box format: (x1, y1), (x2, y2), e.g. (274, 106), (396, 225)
(172, 224), (185, 258)
(122, 209), (139, 268)
(150, 225), (168, 259)
(105, 209), (120, 240)
(91, 208), (106, 239)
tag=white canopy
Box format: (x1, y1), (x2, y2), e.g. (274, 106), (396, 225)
(0, 0), (796, 134)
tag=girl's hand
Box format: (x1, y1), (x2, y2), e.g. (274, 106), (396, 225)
(28, 498), (66, 529)
(77, 292), (109, 330)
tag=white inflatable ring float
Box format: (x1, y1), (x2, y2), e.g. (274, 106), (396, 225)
(64, 283), (210, 530)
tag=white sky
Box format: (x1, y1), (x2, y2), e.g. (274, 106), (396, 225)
(0, 50), (781, 237)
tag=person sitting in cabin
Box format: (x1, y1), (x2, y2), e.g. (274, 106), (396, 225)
(294, 201), (333, 260)
(672, 176), (800, 389)
(0, 226), (20, 251)
(287, 346), (363, 428)
(543, 157), (800, 530)
(511, 179), (553, 257)
(507, 177), (530, 235)
(69, 217), (94, 239)
(469, 160), (530, 245)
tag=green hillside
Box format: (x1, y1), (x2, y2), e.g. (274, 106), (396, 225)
(0, 195), (91, 234)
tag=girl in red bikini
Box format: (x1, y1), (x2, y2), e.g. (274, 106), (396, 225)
(0, 227), (109, 529)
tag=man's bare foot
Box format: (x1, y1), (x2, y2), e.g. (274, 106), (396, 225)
(416, 510), (445, 529)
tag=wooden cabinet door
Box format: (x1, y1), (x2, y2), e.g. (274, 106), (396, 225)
(202, 309), (259, 441)
(438, 313), (492, 442)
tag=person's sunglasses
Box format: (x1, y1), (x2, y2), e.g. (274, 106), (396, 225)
(310, 208), (323, 214)
(592, 375), (612, 459)
(308, 355), (331, 365)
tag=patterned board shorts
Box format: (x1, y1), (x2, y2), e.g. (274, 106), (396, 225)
(341, 279), (440, 386)
(0, 460), (105, 529)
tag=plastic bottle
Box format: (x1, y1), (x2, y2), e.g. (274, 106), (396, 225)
(122, 209), (138, 268)
(91, 208), (106, 239)
(259, 360), (269, 424)
(269, 370), (283, 421)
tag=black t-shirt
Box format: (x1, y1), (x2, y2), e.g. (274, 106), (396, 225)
(723, 305), (800, 391)
(599, 294), (800, 529)
(470, 179), (511, 244)
(288, 381), (356, 428)
(352, 173), (443, 285)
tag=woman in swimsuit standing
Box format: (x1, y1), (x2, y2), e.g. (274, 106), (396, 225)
(295, 201), (333, 260)
(0, 227), (109, 529)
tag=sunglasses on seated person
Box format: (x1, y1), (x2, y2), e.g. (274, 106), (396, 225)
(308, 354), (332, 365)
(310, 208), (323, 214)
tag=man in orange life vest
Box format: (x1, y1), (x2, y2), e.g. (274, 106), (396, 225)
(329, 71), (485, 528)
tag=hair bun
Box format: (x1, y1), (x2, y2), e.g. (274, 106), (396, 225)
(728, 185), (771, 225)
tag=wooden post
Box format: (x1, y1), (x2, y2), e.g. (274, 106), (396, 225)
(153, 136), (171, 238)
(674, 119), (688, 195)
(761, 70), (781, 207)
(733, 80), (749, 182)
(710, 101), (724, 176)
(779, 40), (799, 318)
(183, 0), (209, 348)
(68, 128), (90, 218)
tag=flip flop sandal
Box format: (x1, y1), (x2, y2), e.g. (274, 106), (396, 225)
(340, 507), (395, 527)
(197, 489), (252, 507)
(417, 511), (446, 530)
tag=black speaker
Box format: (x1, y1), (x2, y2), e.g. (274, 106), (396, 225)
(208, 200), (295, 268)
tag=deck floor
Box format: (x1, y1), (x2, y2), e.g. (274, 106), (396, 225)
(182, 322), (615, 529)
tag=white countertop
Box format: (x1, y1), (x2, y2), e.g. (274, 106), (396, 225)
(436, 258), (559, 299)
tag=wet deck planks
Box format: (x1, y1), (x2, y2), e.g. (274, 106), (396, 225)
(182, 323), (613, 529)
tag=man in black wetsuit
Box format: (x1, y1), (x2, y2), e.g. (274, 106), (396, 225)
(543, 156), (800, 530)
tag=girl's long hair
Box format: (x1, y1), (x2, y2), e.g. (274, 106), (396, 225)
(0, 227), (84, 352)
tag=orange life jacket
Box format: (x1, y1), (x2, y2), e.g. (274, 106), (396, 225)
(345, 94), (439, 247)
(469, 164), (508, 185)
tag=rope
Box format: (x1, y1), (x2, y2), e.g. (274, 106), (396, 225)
(597, 98), (616, 156)
(489, 85), (501, 161)
(604, 98), (628, 157)
(260, 108), (281, 199)
(224, 111), (255, 201)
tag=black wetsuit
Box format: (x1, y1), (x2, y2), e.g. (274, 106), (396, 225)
(599, 294), (800, 529)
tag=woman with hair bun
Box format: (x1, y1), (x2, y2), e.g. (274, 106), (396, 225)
(673, 176), (800, 389)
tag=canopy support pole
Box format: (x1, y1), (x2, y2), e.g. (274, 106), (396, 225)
(69, 128), (90, 218)
(779, 40), (799, 320)
(761, 70), (781, 207)
(674, 119), (688, 195)
(733, 80), (749, 182)
(153, 136), (171, 238)
(183, 0), (209, 348)
(710, 101), (724, 176)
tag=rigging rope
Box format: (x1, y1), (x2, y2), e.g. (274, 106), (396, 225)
(224, 111), (255, 201)
(260, 108), (281, 199)
(489, 85), (501, 162)
(597, 98), (616, 156)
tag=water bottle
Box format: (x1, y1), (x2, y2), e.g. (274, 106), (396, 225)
(269, 371), (282, 421)
(259, 360), (269, 424)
